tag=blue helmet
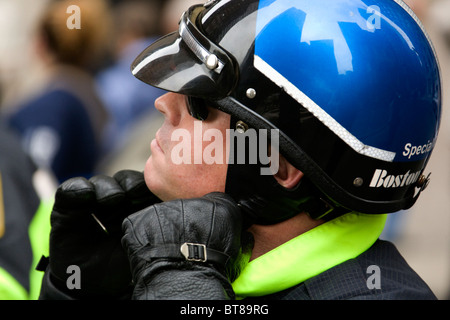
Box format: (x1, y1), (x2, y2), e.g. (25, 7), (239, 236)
(131, 0), (441, 223)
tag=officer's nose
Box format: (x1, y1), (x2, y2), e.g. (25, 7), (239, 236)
(154, 93), (187, 127)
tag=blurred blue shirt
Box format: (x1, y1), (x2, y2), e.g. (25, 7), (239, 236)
(96, 38), (165, 154)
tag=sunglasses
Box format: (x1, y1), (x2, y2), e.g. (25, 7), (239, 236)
(186, 96), (209, 121)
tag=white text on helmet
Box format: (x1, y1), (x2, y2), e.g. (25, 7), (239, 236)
(369, 169), (421, 188)
(402, 140), (435, 159)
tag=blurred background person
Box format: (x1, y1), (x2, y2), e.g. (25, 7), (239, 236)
(0, 0), (49, 109)
(95, 0), (165, 157)
(1, 0), (111, 183)
(98, 0), (203, 175)
(0, 120), (54, 300)
(0, 79), (54, 299)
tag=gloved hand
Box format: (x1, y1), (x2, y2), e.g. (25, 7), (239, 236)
(39, 170), (160, 299)
(121, 192), (244, 300)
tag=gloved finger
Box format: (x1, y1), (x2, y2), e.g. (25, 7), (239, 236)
(89, 174), (132, 235)
(50, 177), (98, 234)
(90, 174), (126, 207)
(113, 170), (160, 207)
(53, 176), (96, 214)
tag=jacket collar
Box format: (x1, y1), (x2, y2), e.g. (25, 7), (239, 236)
(232, 212), (387, 298)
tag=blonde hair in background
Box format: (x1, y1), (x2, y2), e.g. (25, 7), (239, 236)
(39, 0), (112, 68)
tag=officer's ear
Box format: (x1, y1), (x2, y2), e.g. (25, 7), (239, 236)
(273, 154), (304, 189)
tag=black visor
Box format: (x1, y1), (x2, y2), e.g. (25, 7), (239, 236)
(131, 4), (238, 99)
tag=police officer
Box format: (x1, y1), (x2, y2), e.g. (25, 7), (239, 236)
(40, 0), (440, 300)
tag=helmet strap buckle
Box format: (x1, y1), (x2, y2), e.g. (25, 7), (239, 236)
(303, 196), (351, 221)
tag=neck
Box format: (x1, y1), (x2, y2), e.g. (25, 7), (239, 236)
(247, 212), (324, 261)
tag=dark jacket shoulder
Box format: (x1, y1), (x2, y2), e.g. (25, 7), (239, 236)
(261, 240), (436, 300)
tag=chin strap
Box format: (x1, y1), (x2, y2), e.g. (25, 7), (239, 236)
(300, 196), (352, 221)
(224, 113), (353, 225)
(232, 174), (353, 226)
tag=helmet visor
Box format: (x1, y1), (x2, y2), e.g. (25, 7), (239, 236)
(131, 4), (237, 99)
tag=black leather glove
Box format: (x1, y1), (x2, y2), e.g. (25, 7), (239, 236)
(39, 170), (159, 299)
(121, 192), (244, 300)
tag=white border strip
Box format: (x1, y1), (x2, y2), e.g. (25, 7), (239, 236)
(393, 0), (442, 93)
(393, 0), (439, 64)
(254, 55), (396, 162)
